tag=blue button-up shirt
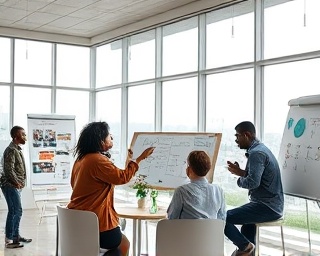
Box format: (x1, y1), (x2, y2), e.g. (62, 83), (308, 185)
(167, 177), (226, 220)
(237, 140), (284, 215)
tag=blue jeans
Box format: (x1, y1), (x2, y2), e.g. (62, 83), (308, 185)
(224, 202), (282, 251)
(1, 185), (23, 240)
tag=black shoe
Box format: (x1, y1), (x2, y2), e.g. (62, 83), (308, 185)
(5, 242), (24, 249)
(17, 236), (32, 243)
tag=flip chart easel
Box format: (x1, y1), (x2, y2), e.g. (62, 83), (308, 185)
(278, 94), (320, 255)
(129, 132), (222, 190)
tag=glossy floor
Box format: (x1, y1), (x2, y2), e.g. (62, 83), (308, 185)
(0, 208), (319, 256)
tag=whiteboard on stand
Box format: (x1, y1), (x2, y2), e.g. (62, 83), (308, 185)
(129, 132), (222, 190)
(278, 94), (320, 201)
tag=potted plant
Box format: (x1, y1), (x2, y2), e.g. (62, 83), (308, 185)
(133, 175), (150, 208)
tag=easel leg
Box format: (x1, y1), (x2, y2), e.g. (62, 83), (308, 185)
(306, 199), (312, 255)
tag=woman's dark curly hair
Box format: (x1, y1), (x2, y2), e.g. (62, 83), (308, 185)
(74, 121), (110, 161)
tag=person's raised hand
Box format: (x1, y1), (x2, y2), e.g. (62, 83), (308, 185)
(136, 147), (155, 164)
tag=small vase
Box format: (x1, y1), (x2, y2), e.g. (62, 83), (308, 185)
(149, 197), (158, 214)
(137, 197), (146, 209)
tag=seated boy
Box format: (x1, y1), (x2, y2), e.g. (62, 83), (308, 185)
(167, 150), (226, 220)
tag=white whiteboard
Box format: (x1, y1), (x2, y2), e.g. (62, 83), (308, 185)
(129, 132), (222, 189)
(278, 95), (320, 201)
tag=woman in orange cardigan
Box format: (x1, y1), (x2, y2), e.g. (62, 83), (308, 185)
(68, 121), (154, 256)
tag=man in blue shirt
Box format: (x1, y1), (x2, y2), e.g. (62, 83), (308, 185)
(167, 150), (226, 220)
(225, 121), (284, 256)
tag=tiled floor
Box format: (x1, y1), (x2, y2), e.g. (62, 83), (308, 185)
(0, 206), (319, 256)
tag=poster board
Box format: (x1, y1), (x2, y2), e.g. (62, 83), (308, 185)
(27, 114), (76, 185)
(278, 95), (320, 201)
(129, 132), (222, 189)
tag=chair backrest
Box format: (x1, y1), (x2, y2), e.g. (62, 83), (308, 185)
(57, 206), (100, 256)
(156, 219), (225, 256)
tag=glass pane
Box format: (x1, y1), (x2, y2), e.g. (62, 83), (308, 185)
(56, 44), (90, 88)
(128, 84), (155, 144)
(0, 38), (11, 83)
(56, 90), (90, 138)
(0, 86), (10, 140)
(206, 69), (254, 204)
(162, 77), (197, 131)
(264, 59), (320, 157)
(128, 30), (155, 82)
(0, 86), (10, 171)
(163, 17), (198, 76)
(14, 39), (52, 85)
(264, 0), (320, 59)
(96, 40), (122, 88)
(96, 89), (122, 166)
(14, 87), (52, 129)
(206, 0), (254, 68)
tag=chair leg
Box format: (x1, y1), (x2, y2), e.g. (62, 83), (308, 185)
(280, 226), (285, 256)
(255, 226), (260, 256)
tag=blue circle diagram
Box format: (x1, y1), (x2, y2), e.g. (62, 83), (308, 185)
(294, 118), (306, 138)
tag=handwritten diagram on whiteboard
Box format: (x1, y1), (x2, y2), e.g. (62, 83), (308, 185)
(278, 104), (320, 200)
(129, 132), (222, 189)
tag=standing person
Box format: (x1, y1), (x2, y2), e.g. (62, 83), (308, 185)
(224, 121), (284, 256)
(67, 121), (155, 256)
(1, 126), (32, 249)
(167, 150), (226, 221)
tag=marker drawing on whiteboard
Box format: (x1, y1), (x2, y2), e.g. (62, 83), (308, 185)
(294, 118), (306, 138)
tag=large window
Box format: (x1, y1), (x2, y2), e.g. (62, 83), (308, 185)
(128, 31), (155, 82)
(14, 39), (52, 86)
(56, 44), (90, 88)
(206, 0), (254, 68)
(96, 89), (122, 166)
(13, 87), (52, 129)
(128, 84), (155, 145)
(162, 77), (198, 131)
(96, 40), (122, 88)
(0, 38), (11, 83)
(0, 86), (10, 140)
(264, 0), (320, 59)
(162, 17), (198, 76)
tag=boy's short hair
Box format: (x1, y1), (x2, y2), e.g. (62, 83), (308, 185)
(187, 150), (211, 177)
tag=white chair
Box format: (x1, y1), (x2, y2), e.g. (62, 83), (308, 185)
(57, 206), (110, 256)
(255, 218), (285, 256)
(156, 219), (225, 256)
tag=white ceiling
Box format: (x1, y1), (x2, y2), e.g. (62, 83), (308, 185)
(0, 0), (238, 46)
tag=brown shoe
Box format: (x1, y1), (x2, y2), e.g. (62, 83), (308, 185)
(232, 242), (255, 256)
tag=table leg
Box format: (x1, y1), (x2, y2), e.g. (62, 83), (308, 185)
(145, 220), (148, 254)
(133, 219), (137, 256)
(137, 219), (142, 256)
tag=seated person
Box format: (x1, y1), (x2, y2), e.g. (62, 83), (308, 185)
(67, 121), (155, 256)
(167, 150), (226, 220)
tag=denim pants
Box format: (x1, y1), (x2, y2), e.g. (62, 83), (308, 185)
(224, 201), (282, 251)
(1, 185), (23, 240)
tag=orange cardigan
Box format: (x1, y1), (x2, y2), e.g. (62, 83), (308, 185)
(68, 153), (138, 232)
